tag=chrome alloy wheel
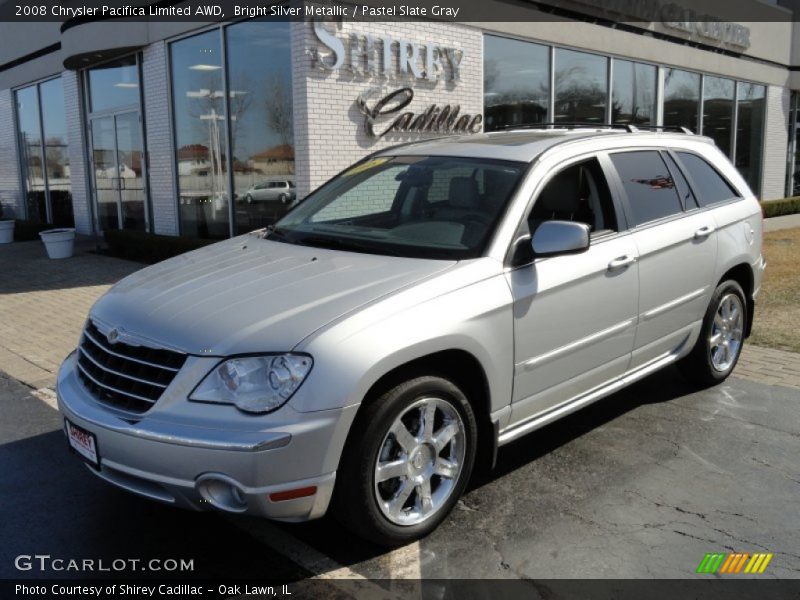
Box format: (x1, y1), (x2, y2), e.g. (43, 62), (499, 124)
(373, 397), (466, 526)
(709, 293), (744, 372)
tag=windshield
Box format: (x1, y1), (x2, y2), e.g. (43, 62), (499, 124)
(271, 155), (526, 259)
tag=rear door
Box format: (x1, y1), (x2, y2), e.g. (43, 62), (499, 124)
(608, 150), (717, 370)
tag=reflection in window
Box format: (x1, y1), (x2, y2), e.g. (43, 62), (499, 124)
(610, 151), (682, 226)
(663, 69), (700, 133)
(40, 78), (72, 226)
(171, 30), (230, 239)
(16, 86), (45, 222)
(15, 78), (72, 226)
(227, 20), (294, 235)
(483, 35), (550, 131)
(736, 83), (766, 194)
(554, 49), (607, 123)
(88, 56), (139, 113)
(702, 76), (735, 157)
(611, 59), (655, 125)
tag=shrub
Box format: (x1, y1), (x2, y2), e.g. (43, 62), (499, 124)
(762, 197), (800, 219)
(104, 229), (216, 264)
(14, 220), (54, 241)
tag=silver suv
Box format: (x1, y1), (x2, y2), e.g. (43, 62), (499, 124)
(57, 128), (765, 545)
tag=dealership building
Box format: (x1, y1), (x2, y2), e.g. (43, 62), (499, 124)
(0, 0), (799, 239)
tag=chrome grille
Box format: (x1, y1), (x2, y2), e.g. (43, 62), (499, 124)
(76, 321), (187, 413)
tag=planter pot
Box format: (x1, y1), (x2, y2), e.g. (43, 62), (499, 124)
(0, 219), (13, 244)
(39, 228), (75, 259)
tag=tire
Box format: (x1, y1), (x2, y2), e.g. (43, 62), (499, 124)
(678, 280), (748, 387)
(333, 375), (478, 546)
(279, 193), (289, 204)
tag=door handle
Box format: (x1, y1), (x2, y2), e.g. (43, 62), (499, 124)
(608, 255), (637, 271)
(694, 225), (715, 239)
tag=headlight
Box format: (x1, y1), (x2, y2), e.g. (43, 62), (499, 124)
(190, 354), (313, 414)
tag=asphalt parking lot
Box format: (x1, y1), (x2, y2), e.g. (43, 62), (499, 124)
(2, 362), (798, 582)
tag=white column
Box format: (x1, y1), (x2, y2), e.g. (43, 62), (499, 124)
(761, 85), (790, 201)
(0, 88), (23, 219)
(142, 41), (180, 235)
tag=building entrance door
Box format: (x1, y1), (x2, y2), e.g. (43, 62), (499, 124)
(85, 55), (149, 232)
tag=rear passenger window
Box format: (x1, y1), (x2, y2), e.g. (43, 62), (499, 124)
(676, 152), (741, 206)
(610, 151), (683, 226)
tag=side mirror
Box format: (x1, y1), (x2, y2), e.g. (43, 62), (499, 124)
(531, 220), (590, 258)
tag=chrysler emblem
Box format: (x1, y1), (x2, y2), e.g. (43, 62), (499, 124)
(107, 328), (120, 345)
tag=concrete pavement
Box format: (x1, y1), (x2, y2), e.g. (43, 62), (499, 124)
(763, 213), (800, 232)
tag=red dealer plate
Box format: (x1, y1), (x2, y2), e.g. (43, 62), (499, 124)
(65, 418), (100, 469)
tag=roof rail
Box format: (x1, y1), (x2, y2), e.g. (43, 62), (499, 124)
(498, 122), (694, 135)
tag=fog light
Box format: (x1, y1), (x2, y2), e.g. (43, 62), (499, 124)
(196, 475), (248, 513)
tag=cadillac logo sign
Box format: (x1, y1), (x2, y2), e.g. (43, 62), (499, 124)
(356, 87), (482, 140)
(107, 328), (120, 345)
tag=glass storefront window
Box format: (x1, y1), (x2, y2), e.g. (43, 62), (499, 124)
(735, 83), (765, 195)
(702, 76), (735, 157)
(40, 77), (72, 226)
(554, 48), (607, 123)
(15, 77), (72, 226)
(171, 30), (230, 239)
(227, 20), (294, 235)
(611, 59), (656, 125)
(88, 55), (139, 113)
(483, 35), (550, 131)
(16, 85), (46, 222)
(663, 68), (700, 133)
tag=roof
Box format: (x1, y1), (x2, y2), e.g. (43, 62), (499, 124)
(250, 144), (295, 161)
(374, 129), (709, 163)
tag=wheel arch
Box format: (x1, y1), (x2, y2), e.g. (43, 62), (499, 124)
(340, 349), (497, 474)
(718, 262), (754, 338)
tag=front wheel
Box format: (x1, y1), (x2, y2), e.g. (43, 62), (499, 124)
(679, 280), (747, 387)
(333, 376), (477, 546)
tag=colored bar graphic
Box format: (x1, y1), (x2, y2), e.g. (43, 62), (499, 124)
(700, 552), (773, 575)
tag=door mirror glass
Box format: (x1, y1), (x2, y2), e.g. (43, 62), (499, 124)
(531, 220), (590, 257)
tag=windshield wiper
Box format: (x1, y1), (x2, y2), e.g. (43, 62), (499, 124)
(295, 235), (400, 256)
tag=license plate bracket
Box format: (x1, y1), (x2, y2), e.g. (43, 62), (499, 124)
(65, 418), (100, 469)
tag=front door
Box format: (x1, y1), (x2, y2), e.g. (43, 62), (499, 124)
(84, 55), (148, 232)
(90, 112), (147, 231)
(507, 156), (639, 425)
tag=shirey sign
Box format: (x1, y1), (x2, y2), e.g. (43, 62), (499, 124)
(311, 22), (483, 139)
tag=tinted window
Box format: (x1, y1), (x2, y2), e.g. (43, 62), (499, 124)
(663, 69), (700, 133)
(702, 77), (735, 157)
(612, 59), (656, 126)
(610, 151), (682, 226)
(663, 153), (697, 209)
(676, 152), (740, 206)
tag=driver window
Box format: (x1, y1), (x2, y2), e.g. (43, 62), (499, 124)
(529, 158), (617, 238)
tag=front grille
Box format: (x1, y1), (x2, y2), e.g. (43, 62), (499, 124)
(76, 321), (187, 414)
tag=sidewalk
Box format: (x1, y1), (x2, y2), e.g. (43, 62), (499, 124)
(763, 213), (800, 232)
(1, 238), (798, 390)
(0, 240), (141, 389)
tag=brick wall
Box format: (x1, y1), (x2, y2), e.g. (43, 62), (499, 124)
(63, 70), (92, 234)
(143, 41), (180, 235)
(0, 89), (23, 218)
(292, 21), (483, 199)
(761, 85), (790, 201)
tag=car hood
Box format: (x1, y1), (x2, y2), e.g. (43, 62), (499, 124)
(90, 235), (456, 356)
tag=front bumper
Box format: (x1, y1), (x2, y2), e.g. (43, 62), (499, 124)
(56, 352), (357, 522)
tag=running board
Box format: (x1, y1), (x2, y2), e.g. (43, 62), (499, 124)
(497, 352), (678, 446)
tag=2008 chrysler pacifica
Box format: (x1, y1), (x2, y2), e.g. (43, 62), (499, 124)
(58, 128), (765, 545)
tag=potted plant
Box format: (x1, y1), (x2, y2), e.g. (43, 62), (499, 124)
(39, 227), (76, 259)
(0, 204), (13, 244)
